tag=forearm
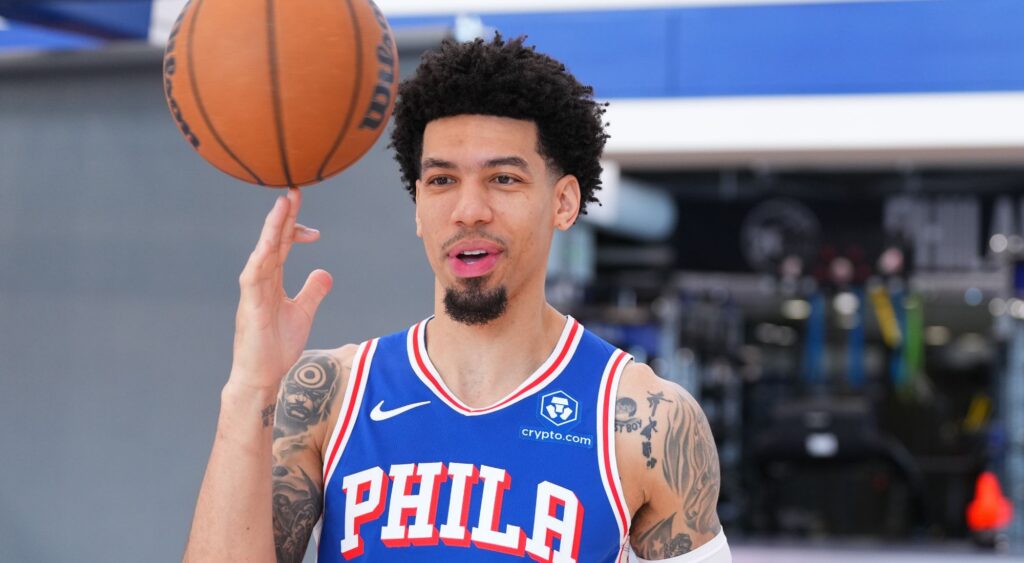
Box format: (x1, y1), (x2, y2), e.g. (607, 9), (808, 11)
(184, 381), (278, 563)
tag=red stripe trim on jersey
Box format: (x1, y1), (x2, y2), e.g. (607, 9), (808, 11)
(601, 350), (631, 538)
(323, 339), (375, 484)
(411, 318), (581, 415)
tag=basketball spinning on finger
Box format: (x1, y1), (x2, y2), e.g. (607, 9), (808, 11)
(162, 0), (398, 187)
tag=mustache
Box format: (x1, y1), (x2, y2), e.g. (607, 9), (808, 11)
(441, 230), (508, 253)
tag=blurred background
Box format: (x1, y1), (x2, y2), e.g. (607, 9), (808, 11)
(3, 0), (1024, 561)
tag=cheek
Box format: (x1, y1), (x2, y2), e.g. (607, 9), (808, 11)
(508, 216), (549, 266)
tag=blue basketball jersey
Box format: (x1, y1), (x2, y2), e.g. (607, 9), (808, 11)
(315, 316), (633, 562)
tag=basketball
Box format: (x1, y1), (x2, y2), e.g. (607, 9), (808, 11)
(162, 0), (398, 188)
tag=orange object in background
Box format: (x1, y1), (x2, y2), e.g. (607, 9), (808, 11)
(967, 471), (1013, 531)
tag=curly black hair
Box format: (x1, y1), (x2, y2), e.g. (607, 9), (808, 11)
(389, 34), (608, 215)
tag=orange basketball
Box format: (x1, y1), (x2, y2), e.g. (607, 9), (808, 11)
(162, 0), (398, 188)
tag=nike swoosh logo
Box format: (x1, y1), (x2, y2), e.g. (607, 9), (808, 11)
(369, 400), (431, 421)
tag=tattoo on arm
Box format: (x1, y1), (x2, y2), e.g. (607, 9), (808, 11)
(646, 391), (672, 416)
(617, 395), (660, 467)
(275, 353), (341, 435)
(615, 397), (642, 433)
(661, 393), (721, 534)
(640, 417), (658, 469)
(272, 465), (322, 563)
(261, 404), (276, 428)
(270, 352), (340, 562)
(633, 513), (693, 559)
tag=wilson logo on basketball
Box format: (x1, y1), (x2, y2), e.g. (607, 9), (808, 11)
(162, 8), (199, 149)
(359, 1), (397, 132)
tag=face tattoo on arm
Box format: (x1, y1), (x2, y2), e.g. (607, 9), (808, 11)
(271, 352), (343, 563)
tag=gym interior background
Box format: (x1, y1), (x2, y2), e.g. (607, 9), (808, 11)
(3, 1), (1024, 561)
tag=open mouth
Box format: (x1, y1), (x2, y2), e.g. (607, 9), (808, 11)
(447, 242), (503, 278)
(456, 249), (490, 264)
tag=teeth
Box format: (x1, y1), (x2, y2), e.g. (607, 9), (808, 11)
(462, 250), (487, 256)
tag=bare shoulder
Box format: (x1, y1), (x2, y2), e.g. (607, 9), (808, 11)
(618, 361), (673, 401)
(614, 361), (722, 559)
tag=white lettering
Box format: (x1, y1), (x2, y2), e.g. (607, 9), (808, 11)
(471, 465), (525, 555)
(340, 466), (388, 559)
(526, 481), (584, 563)
(380, 462), (448, 546)
(439, 462), (479, 546)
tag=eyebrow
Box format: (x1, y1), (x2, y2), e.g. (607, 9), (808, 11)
(483, 156), (530, 171)
(420, 156), (531, 172)
(421, 158), (456, 170)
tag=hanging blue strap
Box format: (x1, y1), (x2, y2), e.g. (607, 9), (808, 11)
(802, 291), (826, 386)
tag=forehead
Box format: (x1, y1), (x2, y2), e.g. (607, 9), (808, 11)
(421, 115), (542, 166)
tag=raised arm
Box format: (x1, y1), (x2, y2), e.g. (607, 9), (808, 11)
(616, 363), (728, 562)
(183, 189), (334, 562)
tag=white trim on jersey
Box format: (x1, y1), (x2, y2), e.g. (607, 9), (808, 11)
(406, 315), (584, 416)
(630, 529), (731, 563)
(597, 349), (634, 555)
(322, 338), (379, 490)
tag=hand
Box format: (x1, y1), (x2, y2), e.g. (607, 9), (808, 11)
(228, 188), (333, 391)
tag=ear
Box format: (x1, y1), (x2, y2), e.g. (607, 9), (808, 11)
(553, 175), (581, 231)
(414, 179), (423, 238)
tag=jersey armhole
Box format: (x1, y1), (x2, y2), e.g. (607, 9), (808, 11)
(321, 338), (378, 489)
(597, 349), (634, 554)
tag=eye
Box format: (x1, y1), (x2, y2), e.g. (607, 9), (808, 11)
(426, 175), (455, 186)
(493, 174), (519, 185)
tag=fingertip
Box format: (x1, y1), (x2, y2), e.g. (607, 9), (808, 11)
(310, 269), (333, 296)
(294, 224), (320, 242)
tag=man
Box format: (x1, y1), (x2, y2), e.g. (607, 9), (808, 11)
(184, 36), (729, 563)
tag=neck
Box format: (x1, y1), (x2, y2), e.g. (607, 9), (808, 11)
(425, 279), (566, 408)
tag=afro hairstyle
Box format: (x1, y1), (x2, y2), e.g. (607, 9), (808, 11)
(389, 34), (608, 215)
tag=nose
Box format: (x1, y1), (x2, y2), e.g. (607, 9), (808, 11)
(450, 179), (493, 227)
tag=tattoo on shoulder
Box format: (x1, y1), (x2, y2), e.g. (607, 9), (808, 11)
(275, 352), (341, 435)
(615, 397), (642, 433)
(640, 417), (658, 469)
(272, 465), (322, 563)
(633, 513), (693, 559)
(646, 391), (672, 416)
(662, 392), (721, 534)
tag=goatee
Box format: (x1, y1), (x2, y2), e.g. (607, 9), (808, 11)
(444, 277), (508, 325)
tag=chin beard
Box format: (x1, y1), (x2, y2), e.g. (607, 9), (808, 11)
(443, 277), (508, 326)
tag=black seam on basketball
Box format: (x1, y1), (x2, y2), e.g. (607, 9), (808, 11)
(266, 0), (294, 187)
(316, 0), (364, 181)
(186, 0), (265, 186)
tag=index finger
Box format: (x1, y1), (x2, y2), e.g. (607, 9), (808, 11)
(260, 194), (289, 253)
(279, 187), (302, 266)
(239, 194), (289, 290)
